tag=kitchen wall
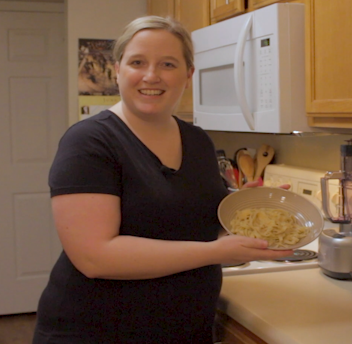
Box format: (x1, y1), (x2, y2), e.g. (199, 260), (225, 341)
(66, 0), (147, 126)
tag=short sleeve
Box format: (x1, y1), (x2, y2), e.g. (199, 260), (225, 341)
(49, 119), (122, 197)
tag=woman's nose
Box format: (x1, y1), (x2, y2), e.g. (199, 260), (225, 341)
(143, 67), (161, 83)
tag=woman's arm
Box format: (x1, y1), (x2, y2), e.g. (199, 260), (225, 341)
(54, 193), (293, 280)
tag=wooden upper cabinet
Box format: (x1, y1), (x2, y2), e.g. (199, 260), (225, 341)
(147, 0), (211, 121)
(174, 0), (210, 119)
(147, 0), (210, 32)
(147, 0), (174, 17)
(305, 0), (352, 128)
(174, 0), (210, 31)
(250, 0), (279, 10)
(210, 0), (245, 23)
(249, 0), (304, 11)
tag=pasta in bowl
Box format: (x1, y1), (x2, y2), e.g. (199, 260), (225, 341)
(218, 187), (324, 250)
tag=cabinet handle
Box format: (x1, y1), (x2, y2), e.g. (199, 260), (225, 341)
(226, 0), (229, 4)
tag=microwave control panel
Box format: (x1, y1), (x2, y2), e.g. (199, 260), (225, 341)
(258, 36), (273, 111)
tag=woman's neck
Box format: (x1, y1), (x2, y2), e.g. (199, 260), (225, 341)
(110, 101), (176, 134)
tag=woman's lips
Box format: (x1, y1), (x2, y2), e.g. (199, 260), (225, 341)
(139, 89), (164, 96)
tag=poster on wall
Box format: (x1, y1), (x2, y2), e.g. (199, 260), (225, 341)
(78, 38), (120, 120)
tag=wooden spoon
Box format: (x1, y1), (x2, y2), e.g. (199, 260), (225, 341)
(254, 144), (275, 180)
(238, 154), (255, 182)
(236, 149), (248, 188)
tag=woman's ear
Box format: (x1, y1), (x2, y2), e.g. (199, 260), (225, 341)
(114, 62), (120, 83)
(185, 67), (194, 89)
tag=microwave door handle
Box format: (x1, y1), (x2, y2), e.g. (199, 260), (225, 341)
(234, 15), (254, 130)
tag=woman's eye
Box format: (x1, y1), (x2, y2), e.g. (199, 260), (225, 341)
(163, 62), (176, 68)
(130, 60), (142, 66)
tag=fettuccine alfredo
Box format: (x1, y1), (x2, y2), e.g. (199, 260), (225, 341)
(229, 208), (308, 248)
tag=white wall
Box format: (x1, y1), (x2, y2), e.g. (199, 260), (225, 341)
(66, 0), (147, 125)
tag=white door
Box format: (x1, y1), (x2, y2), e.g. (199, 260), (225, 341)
(0, 6), (67, 315)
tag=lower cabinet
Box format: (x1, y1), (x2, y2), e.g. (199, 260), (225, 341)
(214, 310), (268, 344)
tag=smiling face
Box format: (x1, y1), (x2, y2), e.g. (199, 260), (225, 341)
(115, 29), (194, 120)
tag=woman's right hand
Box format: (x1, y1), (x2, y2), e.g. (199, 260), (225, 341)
(212, 234), (294, 266)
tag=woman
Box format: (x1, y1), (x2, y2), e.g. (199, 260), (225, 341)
(33, 16), (293, 344)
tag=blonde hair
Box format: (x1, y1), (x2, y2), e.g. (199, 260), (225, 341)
(113, 16), (194, 69)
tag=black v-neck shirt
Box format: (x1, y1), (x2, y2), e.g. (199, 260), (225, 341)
(33, 110), (228, 344)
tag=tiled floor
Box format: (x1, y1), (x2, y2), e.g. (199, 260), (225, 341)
(0, 313), (36, 344)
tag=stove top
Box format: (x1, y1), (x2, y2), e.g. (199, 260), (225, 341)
(222, 239), (321, 276)
(272, 249), (317, 262)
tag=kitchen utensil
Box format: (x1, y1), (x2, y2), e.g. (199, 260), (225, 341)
(235, 149), (246, 188)
(217, 150), (239, 191)
(238, 153), (255, 182)
(318, 228), (352, 280)
(319, 140), (352, 280)
(217, 187), (324, 250)
(254, 144), (275, 180)
(235, 148), (257, 187)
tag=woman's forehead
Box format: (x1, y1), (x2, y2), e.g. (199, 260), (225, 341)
(124, 29), (184, 56)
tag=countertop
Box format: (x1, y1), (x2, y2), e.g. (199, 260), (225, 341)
(219, 268), (352, 344)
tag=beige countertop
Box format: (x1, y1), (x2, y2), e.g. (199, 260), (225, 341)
(219, 268), (352, 344)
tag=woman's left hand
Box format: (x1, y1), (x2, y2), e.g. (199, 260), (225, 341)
(242, 179), (290, 190)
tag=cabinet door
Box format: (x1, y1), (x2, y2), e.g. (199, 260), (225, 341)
(147, 0), (174, 16)
(215, 311), (268, 344)
(174, 0), (210, 120)
(306, 0), (352, 128)
(175, 0), (210, 29)
(211, 0), (245, 23)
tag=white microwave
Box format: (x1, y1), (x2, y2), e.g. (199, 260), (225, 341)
(191, 3), (310, 134)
